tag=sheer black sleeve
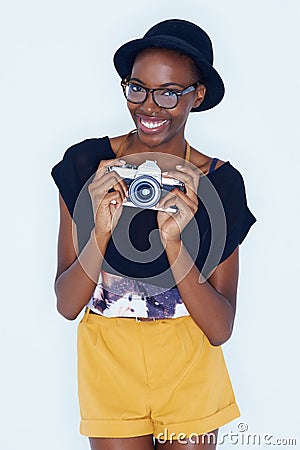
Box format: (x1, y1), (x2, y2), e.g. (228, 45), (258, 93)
(51, 137), (115, 218)
(217, 165), (256, 263)
(182, 162), (256, 279)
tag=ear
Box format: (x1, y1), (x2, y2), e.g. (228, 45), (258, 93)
(193, 84), (206, 109)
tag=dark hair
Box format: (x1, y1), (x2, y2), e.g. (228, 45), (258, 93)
(186, 57), (206, 84)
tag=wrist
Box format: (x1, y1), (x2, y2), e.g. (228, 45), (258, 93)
(161, 236), (182, 252)
(159, 230), (181, 246)
(91, 228), (111, 248)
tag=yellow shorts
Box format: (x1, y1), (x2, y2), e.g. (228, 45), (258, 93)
(77, 308), (240, 439)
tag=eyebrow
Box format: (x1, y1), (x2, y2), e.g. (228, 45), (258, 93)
(128, 77), (186, 89)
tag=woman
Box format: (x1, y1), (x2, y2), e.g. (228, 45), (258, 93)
(51, 19), (256, 450)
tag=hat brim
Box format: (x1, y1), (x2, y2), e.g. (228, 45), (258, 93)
(113, 35), (225, 112)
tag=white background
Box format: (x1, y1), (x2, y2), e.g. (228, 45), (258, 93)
(1, 1), (299, 449)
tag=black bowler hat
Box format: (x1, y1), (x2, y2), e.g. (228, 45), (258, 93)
(113, 18), (225, 112)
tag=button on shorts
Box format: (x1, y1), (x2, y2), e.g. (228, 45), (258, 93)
(77, 308), (240, 439)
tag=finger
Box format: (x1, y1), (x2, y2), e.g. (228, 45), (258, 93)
(162, 166), (200, 193)
(101, 190), (124, 209)
(158, 189), (197, 212)
(98, 157), (126, 171)
(94, 158), (126, 181)
(102, 164), (129, 197)
(175, 162), (203, 178)
(161, 187), (197, 207)
(100, 172), (128, 197)
(159, 197), (196, 217)
(92, 188), (125, 218)
(89, 172), (128, 199)
(176, 165), (200, 192)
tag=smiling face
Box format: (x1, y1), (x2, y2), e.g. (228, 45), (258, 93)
(126, 48), (206, 149)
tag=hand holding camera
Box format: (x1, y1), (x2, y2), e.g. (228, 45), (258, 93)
(106, 158), (200, 243)
(156, 164), (200, 243)
(88, 159), (128, 241)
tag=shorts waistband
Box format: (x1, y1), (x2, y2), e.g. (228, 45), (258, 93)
(88, 308), (159, 321)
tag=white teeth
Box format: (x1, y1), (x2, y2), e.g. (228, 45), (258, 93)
(141, 119), (167, 129)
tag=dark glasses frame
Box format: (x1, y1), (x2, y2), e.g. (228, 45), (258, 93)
(121, 79), (205, 109)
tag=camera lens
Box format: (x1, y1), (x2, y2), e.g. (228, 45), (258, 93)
(128, 176), (161, 208)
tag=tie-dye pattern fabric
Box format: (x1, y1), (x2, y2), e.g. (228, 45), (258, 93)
(86, 270), (189, 318)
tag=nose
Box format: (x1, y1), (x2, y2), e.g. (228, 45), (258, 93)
(140, 90), (161, 113)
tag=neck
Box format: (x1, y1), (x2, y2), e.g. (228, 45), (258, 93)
(118, 132), (189, 171)
(130, 131), (187, 159)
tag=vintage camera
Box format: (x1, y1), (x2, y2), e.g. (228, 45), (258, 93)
(106, 160), (186, 212)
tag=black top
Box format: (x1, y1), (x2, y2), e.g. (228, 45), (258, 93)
(51, 136), (256, 288)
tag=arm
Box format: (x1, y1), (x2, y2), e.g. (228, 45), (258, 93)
(157, 163), (239, 345)
(54, 193), (110, 320)
(163, 240), (239, 346)
(54, 159), (128, 320)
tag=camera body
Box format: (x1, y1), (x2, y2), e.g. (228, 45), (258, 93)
(107, 160), (186, 212)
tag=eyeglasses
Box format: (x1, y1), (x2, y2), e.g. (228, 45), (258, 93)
(121, 79), (203, 109)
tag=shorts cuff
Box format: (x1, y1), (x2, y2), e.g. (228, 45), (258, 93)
(80, 418), (154, 438)
(153, 402), (241, 439)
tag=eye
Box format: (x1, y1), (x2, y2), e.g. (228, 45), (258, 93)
(128, 83), (145, 93)
(161, 89), (178, 98)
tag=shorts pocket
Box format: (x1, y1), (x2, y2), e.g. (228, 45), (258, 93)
(175, 317), (205, 360)
(78, 317), (100, 348)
